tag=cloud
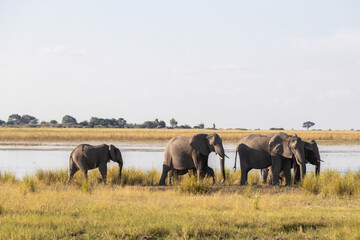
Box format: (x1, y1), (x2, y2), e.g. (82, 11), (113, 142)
(292, 27), (360, 56)
(40, 45), (87, 56)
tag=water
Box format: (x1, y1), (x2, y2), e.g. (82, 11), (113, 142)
(0, 144), (359, 179)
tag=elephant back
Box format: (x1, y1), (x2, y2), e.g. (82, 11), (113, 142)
(163, 136), (196, 170)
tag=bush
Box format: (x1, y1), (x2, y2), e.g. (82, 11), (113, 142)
(302, 169), (360, 197)
(178, 175), (212, 195)
(121, 168), (160, 186)
(0, 171), (16, 183)
(35, 169), (67, 185)
(302, 172), (321, 194)
(23, 175), (37, 193)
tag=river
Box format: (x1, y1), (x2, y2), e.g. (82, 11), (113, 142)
(0, 144), (359, 179)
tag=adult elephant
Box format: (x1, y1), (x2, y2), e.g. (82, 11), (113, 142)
(168, 166), (215, 185)
(158, 133), (227, 186)
(262, 140), (322, 184)
(233, 132), (306, 186)
(67, 144), (123, 184)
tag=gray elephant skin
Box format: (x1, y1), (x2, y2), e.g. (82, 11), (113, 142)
(168, 166), (215, 185)
(159, 133), (226, 186)
(262, 140), (321, 184)
(67, 144), (123, 183)
(233, 132), (306, 186)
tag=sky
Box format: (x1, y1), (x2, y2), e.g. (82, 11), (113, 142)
(1, 1), (360, 130)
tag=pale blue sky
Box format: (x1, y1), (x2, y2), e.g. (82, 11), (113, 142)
(1, 1), (360, 129)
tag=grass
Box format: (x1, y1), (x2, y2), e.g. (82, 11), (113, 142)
(1, 178), (360, 239)
(302, 169), (360, 197)
(1, 127), (360, 144)
(2, 168), (360, 239)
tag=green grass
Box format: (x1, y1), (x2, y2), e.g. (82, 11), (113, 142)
(1, 168), (360, 239)
(302, 169), (360, 197)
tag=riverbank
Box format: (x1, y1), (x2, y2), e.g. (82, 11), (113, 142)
(1, 168), (360, 239)
(0, 182), (359, 239)
(1, 128), (360, 145)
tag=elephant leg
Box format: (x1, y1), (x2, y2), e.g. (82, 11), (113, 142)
(240, 168), (250, 185)
(282, 160), (291, 186)
(159, 164), (172, 186)
(206, 167), (215, 184)
(82, 170), (89, 181)
(98, 163), (107, 184)
(188, 168), (195, 177)
(271, 157), (282, 186)
(239, 148), (250, 185)
(293, 162), (300, 184)
(173, 170), (179, 185)
(67, 163), (79, 184)
(167, 170), (173, 185)
(268, 167), (273, 185)
(262, 168), (269, 184)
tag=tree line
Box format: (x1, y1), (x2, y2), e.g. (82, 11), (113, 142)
(0, 114), (206, 129)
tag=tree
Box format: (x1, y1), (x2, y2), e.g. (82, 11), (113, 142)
(169, 118), (178, 128)
(0, 119), (5, 126)
(20, 115), (37, 124)
(8, 114), (21, 125)
(303, 121), (315, 130)
(62, 115), (78, 126)
(194, 123), (205, 129)
(50, 120), (58, 125)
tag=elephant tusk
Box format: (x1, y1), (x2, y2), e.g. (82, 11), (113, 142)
(318, 159), (324, 162)
(225, 154), (229, 159)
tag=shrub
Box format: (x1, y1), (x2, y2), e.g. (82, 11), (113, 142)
(35, 169), (67, 185)
(302, 172), (321, 194)
(0, 171), (16, 183)
(302, 169), (360, 197)
(23, 175), (36, 193)
(178, 175), (211, 195)
(81, 180), (93, 193)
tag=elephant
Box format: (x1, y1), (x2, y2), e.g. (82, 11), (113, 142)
(262, 140), (322, 184)
(168, 166), (215, 185)
(233, 132), (306, 186)
(158, 133), (227, 186)
(67, 144), (123, 184)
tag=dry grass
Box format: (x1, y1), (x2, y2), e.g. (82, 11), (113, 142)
(1, 182), (360, 239)
(1, 127), (360, 144)
(1, 168), (360, 239)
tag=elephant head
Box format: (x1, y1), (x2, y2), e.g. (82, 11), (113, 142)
(109, 145), (123, 180)
(304, 140), (321, 175)
(269, 133), (306, 181)
(190, 133), (226, 183)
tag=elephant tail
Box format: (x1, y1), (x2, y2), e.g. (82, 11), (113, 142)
(233, 145), (239, 171)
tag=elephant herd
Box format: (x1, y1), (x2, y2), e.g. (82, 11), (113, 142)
(67, 132), (322, 186)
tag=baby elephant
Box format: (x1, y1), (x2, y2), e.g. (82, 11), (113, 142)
(67, 144), (123, 184)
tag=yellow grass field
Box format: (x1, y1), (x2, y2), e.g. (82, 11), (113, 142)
(0, 127), (360, 144)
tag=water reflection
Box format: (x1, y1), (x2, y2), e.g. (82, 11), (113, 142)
(0, 144), (359, 179)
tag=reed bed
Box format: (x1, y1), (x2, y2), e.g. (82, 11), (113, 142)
(1, 127), (360, 144)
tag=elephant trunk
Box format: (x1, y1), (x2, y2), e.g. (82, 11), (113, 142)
(315, 161), (320, 176)
(294, 151), (306, 181)
(118, 154), (123, 181)
(215, 146), (226, 183)
(220, 157), (225, 183)
(233, 146), (238, 170)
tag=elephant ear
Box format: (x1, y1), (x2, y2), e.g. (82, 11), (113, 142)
(109, 144), (116, 162)
(269, 133), (292, 158)
(190, 134), (210, 155)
